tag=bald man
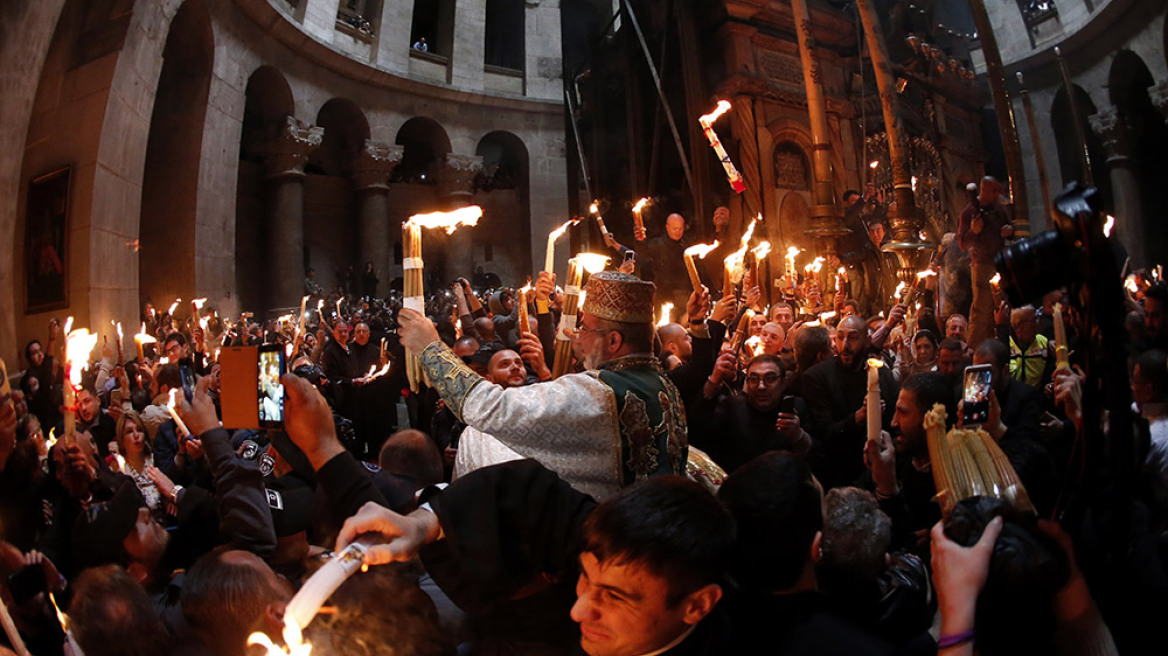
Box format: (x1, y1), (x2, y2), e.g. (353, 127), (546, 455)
(644, 212), (691, 318)
(800, 315), (898, 489)
(657, 322), (693, 370)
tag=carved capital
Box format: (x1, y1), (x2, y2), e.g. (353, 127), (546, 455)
(439, 153), (483, 198)
(265, 117), (324, 180)
(1150, 81), (1168, 124)
(1088, 106), (1135, 161)
(353, 140), (404, 190)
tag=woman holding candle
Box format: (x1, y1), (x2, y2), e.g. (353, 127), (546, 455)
(112, 410), (169, 519)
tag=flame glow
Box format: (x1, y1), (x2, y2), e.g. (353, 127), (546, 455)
(548, 217), (580, 242)
(784, 246), (802, 269)
(50, 592), (69, 631)
(869, 160), (880, 169)
(1103, 214), (1115, 238)
(167, 389), (180, 414)
(916, 269), (937, 279)
(168, 299), (182, 316)
(589, 201), (600, 215)
(277, 314), (293, 324)
(657, 303), (674, 328)
(406, 205), (483, 234)
(867, 358), (885, 369)
(576, 253), (611, 274)
(724, 216), (759, 279)
(63, 317), (73, 335)
(1125, 275), (1139, 294)
(804, 256), (826, 274)
(752, 241), (772, 261)
(699, 100), (732, 126)
(46, 428), (58, 450)
(685, 241), (721, 259)
(631, 197), (650, 214)
(990, 272), (1002, 287)
(65, 326), (100, 388)
(894, 281), (907, 298)
(745, 335), (763, 356)
(192, 298), (207, 311)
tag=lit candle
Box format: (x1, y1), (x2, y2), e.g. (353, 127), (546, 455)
(723, 217), (758, 299)
(591, 201), (612, 240)
(657, 302), (674, 328)
(167, 389), (190, 438)
(63, 323), (99, 446)
(545, 218), (579, 275)
(114, 321), (124, 364)
(134, 323), (156, 362)
(867, 358), (884, 445)
(631, 197), (649, 240)
(751, 241), (772, 290)
(297, 294), (309, 340)
(168, 298), (182, 317)
(516, 284), (531, 335)
(1052, 302), (1069, 369)
(190, 297), (207, 321)
(785, 246), (801, 292)
(699, 100), (746, 193)
(836, 267), (847, 293)
(552, 258), (584, 378)
(683, 241), (720, 295)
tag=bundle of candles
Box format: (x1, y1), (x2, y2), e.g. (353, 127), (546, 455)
(924, 404), (1035, 516)
(402, 206), (483, 392)
(551, 254), (609, 378)
(698, 100), (746, 193)
(62, 322), (100, 447)
(729, 309), (754, 352)
(723, 217), (758, 300)
(631, 197), (650, 240)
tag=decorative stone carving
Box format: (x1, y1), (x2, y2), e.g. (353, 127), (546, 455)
(264, 116), (324, 180)
(352, 140), (404, 190)
(439, 153), (483, 198)
(1088, 106), (1135, 162)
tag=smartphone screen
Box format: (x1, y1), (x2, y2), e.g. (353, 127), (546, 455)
(258, 345), (286, 428)
(179, 362), (196, 403)
(962, 364), (993, 426)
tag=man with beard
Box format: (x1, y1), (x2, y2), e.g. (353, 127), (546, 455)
(398, 271), (687, 502)
(453, 347), (546, 480)
(801, 315), (898, 489)
(864, 372), (954, 549)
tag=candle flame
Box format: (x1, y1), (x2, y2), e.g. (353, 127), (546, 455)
(699, 99), (732, 126)
(1125, 275), (1139, 294)
(578, 290), (587, 307)
(192, 298), (207, 310)
(213, 348), (220, 362)
(46, 428), (57, 450)
(916, 269), (937, 279)
(167, 388), (181, 414)
(911, 176), (918, 192)
(869, 160), (879, 169)
(784, 246), (801, 268)
(116, 322), (124, 340)
(685, 241), (720, 259)
(135, 323), (157, 345)
(867, 358), (884, 369)
(199, 316), (209, 331)
(656, 302), (674, 328)
(277, 314), (293, 323)
(894, 281), (907, 298)
(63, 316), (74, 335)
(168, 299), (182, 316)
(990, 272), (1002, 287)
(65, 326), (100, 388)
(751, 241), (772, 261)
(723, 217), (758, 279)
(115, 453), (126, 473)
(631, 197), (650, 214)
(1103, 214), (1115, 238)
(406, 205), (483, 234)
(575, 253), (611, 274)
(50, 592), (69, 631)
(804, 256), (826, 274)
(548, 217), (580, 242)
(820, 310), (837, 322)
(159, 357), (170, 365)
(745, 335), (763, 356)
(589, 201), (600, 215)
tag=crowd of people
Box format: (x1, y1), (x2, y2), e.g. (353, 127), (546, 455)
(1, 185), (1166, 656)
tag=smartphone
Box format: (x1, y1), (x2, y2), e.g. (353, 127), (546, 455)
(179, 361), (196, 403)
(6, 565), (47, 604)
(257, 344), (286, 429)
(962, 364), (993, 426)
(779, 395), (798, 415)
(623, 251), (636, 265)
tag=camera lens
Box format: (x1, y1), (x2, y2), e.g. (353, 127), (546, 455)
(994, 229), (1069, 307)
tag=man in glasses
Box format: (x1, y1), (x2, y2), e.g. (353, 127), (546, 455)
(691, 354), (813, 473)
(398, 271), (688, 501)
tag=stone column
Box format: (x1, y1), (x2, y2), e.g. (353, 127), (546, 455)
(524, 0), (563, 100)
(1089, 106), (1145, 265)
(265, 117), (323, 309)
(1149, 81), (1168, 126)
(302, 0), (342, 43)
(439, 153), (483, 279)
(376, 0), (413, 74)
(352, 140), (404, 278)
(450, 0), (486, 91)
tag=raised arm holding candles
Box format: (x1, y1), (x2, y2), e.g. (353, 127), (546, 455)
(403, 205), (483, 391)
(699, 99), (746, 193)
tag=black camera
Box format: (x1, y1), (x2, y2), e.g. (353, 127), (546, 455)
(994, 183), (1107, 307)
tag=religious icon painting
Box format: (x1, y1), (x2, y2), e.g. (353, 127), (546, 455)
(25, 165), (71, 314)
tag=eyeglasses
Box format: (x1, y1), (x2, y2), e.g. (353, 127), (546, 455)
(570, 326), (610, 341)
(745, 373), (782, 386)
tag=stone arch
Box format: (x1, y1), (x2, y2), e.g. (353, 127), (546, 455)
(240, 65), (294, 162)
(310, 98), (370, 176)
(1050, 84), (1109, 198)
(393, 116), (451, 183)
(139, 0), (214, 315)
(1106, 49), (1168, 264)
(472, 130), (531, 280)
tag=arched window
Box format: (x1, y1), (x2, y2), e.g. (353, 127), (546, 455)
(773, 141), (810, 190)
(393, 117), (452, 184)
